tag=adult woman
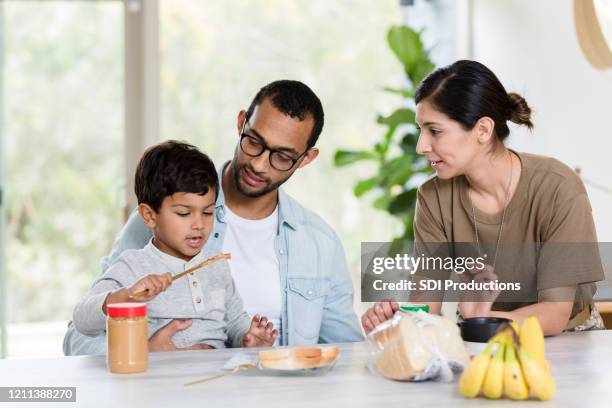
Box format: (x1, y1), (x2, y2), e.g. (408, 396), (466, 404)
(362, 60), (605, 336)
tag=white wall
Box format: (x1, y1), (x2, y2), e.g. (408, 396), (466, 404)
(403, 0), (458, 65)
(468, 0), (612, 240)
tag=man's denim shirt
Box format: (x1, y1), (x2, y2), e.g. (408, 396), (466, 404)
(63, 167), (364, 355)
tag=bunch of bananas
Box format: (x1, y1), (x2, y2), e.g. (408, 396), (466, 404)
(459, 317), (556, 401)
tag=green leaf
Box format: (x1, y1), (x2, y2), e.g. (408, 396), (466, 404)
(403, 225), (414, 241)
(388, 237), (414, 257)
(333, 150), (377, 167)
(373, 193), (393, 211)
(388, 189), (417, 215)
(377, 108), (416, 128)
(379, 156), (413, 187)
(354, 177), (378, 197)
(399, 132), (419, 154)
(382, 86), (415, 99)
(401, 212), (415, 241)
(374, 142), (386, 155)
(387, 25), (424, 75)
(409, 58), (436, 88)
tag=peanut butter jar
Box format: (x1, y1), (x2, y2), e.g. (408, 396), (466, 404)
(107, 302), (148, 374)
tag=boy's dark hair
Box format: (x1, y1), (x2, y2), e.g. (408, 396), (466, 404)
(246, 80), (324, 148)
(135, 140), (218, 212)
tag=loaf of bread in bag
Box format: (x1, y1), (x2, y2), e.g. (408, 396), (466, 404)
(375, 313), (468, 380)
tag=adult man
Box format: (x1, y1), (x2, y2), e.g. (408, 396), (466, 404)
(64, 80), (363, 355)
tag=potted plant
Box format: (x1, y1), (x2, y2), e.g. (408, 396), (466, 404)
(334, 25), (436, 244)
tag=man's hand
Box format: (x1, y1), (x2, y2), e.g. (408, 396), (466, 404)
(361, 301), (399, 335)
(148, 319), (213, 352)
(458, 264), (500, 319)
(242, 315), (278, 347)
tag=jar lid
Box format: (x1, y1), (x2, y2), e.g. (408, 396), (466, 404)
(107, 302), (147, 318)
(400, 303), (430, 312)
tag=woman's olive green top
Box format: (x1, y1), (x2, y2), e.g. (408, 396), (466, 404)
(414, 151), (605, 322)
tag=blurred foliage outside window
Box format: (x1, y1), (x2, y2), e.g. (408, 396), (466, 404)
(3, 2), (124, 328)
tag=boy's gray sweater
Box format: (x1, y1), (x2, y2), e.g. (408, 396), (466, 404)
(73, 240), (250, 349)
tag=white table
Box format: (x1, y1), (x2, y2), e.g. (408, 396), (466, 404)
(1, 330), (611, 407)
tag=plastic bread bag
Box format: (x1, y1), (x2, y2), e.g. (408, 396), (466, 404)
(366, 310), (469, 382)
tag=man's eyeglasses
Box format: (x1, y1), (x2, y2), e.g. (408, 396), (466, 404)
(239, 116), (309, 172)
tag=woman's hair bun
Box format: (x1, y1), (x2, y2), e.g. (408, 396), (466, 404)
(508, 92), (534, 130)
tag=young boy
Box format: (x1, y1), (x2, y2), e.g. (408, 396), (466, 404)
(73, 140), (277, 349)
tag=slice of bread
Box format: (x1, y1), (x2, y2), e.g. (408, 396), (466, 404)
(258, 348), (291, 361)
(292, 348), (322, 359)
(260, 356), (314, 370)
(259, 346), (337, 370)
(320, 346), (339, 365)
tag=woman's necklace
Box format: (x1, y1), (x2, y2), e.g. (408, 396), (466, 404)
(468, 151), (513, 271)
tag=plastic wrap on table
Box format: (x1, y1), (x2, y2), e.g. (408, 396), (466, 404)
(366, 310), (469, 382)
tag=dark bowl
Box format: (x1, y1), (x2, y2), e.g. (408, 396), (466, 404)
(458, 317), (512, 343)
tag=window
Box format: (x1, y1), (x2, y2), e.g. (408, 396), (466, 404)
(575, 0), (612, 69)
(0, 0), (405, 357)
(0, 0), (124, 357)
(160, 0), (402, 290)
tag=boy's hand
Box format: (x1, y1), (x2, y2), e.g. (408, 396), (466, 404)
(128, 272), (173, 301)
(102, 273), (172, 315)
(242, 315), (278, 347)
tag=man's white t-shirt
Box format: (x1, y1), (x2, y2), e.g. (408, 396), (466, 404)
(222, 205), (282, 340)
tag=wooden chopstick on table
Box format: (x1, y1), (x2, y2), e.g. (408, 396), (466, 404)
(184, 364), (256, 386)
(129, 253), (231, 299)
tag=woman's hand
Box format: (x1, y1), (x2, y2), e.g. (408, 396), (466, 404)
(361, 301), (399, 335)
(458, 264), (500, 319)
